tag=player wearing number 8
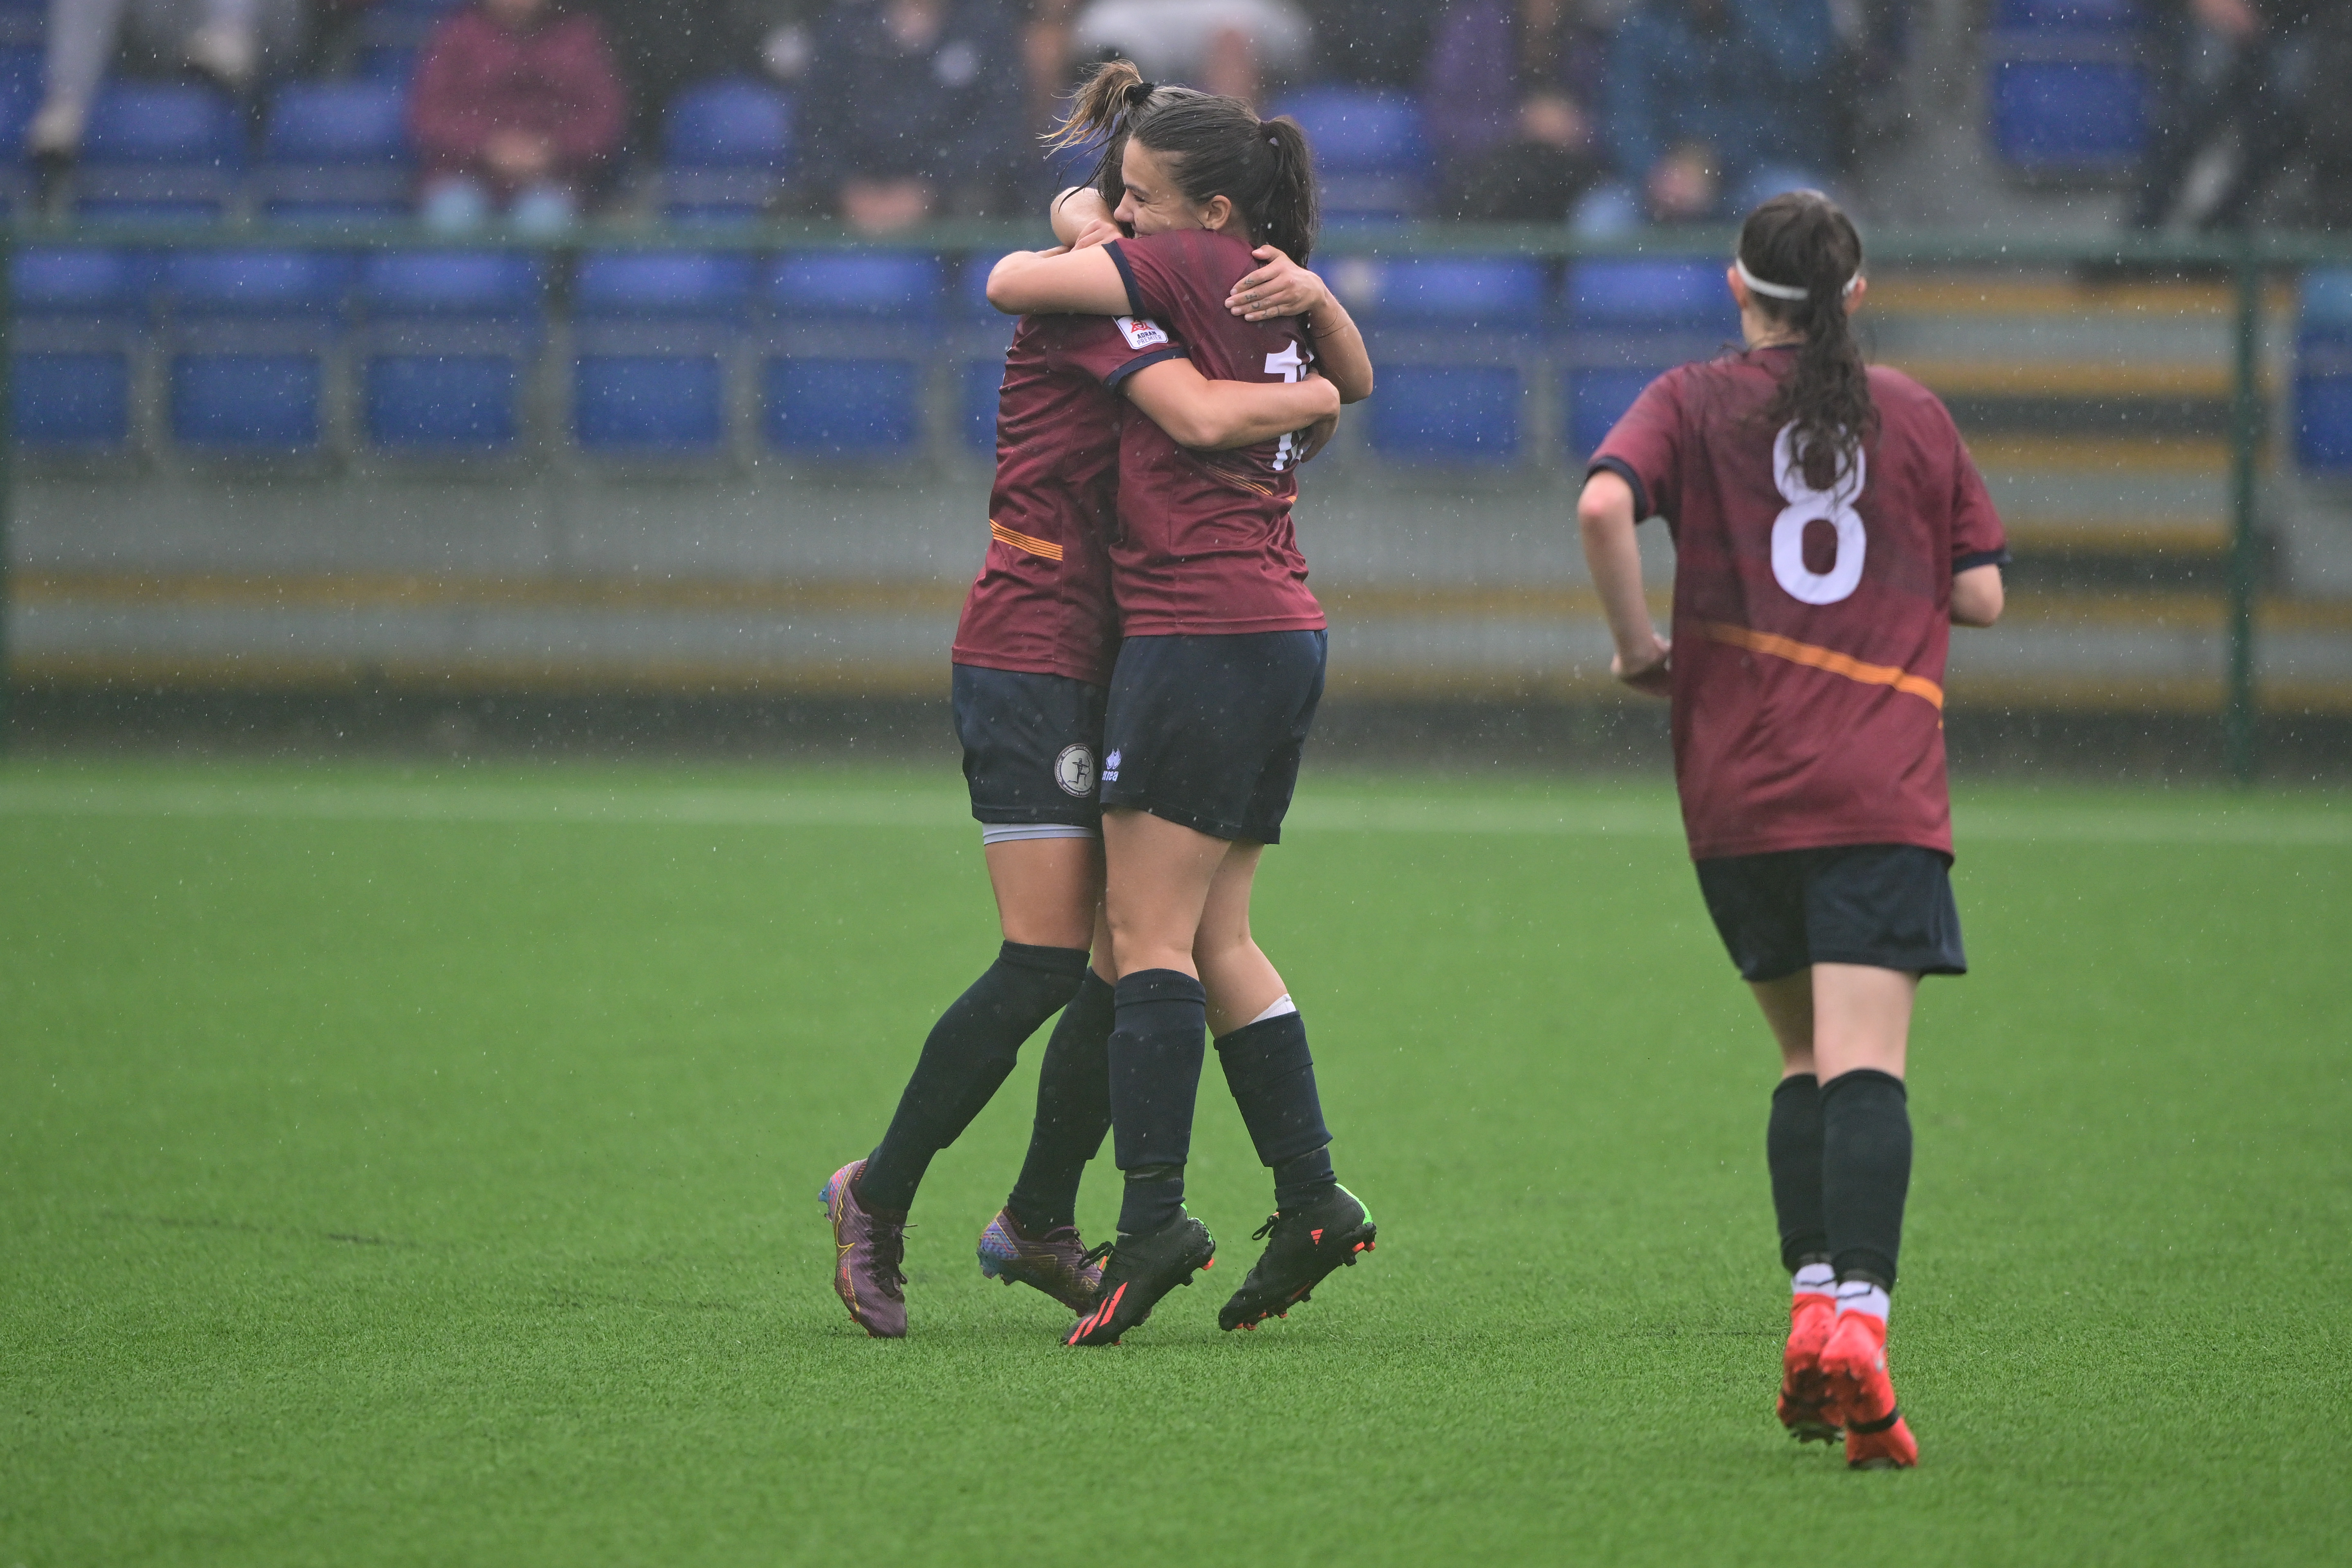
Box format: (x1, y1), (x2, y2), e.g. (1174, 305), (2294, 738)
(1577, 191), (2009, 1469)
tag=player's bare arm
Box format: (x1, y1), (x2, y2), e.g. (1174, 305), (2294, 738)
(1122, 357), (1339, 451)
(1227, 247), (1373, 403)
(1576, 468), (1672, 697)
(1951, 564), (2005, 628)
(1050, 185), (1124, 251)
(986, 243), (1130, 315)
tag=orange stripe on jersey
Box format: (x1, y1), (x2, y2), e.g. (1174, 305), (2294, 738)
(1700, 622), (1945, 711)
(989, 520), (1063, 562)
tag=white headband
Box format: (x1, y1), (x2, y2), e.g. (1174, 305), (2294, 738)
(1736, 257), (1860, 302)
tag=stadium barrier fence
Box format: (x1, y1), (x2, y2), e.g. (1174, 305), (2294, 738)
(3, 217), (2345, 781)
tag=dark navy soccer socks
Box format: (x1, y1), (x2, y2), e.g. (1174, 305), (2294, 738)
(1767, 1072), (1830, 1272)
(1106, 968), (1207, 1234)
(1820, 1067), (1912, 1290)
(1005, 969), (1117, 1235)
(857, 940), (1091, 1215)
(1214, 1011), (1338, 1210)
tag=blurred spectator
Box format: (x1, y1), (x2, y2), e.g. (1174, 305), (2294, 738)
(2131, 0), (2316, 232)
(1072, 0), (1310, 105)
(1574, 0), (1835, 234)
(1302, 0), (1437, 88)
(584, 0), (816, 156)
(1424, 0), (1605, 221)
(28, 0), (306, 164)
(2306, 5), (2352, 228)
(1821, 0), (1911, 173)
(410, 0), (625, 235)
(800, 0), (1023, 233)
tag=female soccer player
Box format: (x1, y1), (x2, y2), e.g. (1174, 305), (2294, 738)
(1577, 191), (2008, 1467)
(820, 149), (1342, 1341)
(987, 66), (1381, 1346)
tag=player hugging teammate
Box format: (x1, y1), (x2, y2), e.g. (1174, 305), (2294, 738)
(824, 60), (1380, 1347)
(1578, 191), (2009, 1469)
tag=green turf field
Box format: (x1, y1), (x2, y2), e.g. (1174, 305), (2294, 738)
(2, 759), (2345, 1565)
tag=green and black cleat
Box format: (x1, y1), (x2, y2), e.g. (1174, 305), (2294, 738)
(1064, 1213), (1216, 1346)
(1218, 1184), (1377, 1332)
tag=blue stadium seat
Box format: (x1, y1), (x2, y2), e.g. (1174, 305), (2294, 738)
(571, 251), (756, 453)
(759, 252), (940, 457)
(1985, 8), (2149, 178)
(260, 82), (414, 220)
(162, 250), (352, 452)
(1273, 88), (1428, 221)
(663, 79), (791, 223)
(12, 247), (151, 452)
(1561, 259), (1740, 459)
(2296, 270), (2352, 473)
(357, 251), (545, 453)
(357, 0), (463, 78)
(959, 257), (1015, 452)
(76, 83), (243, 221)
(1994, 0), (2141, 27)
(1337, 257), (1547, 463)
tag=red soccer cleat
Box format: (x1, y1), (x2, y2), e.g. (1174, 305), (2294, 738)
(1819, 1309), (1918, 1469)
(1778, 1289), (1841, 1443)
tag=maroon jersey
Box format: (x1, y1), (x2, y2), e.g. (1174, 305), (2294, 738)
(951, 311), (1183, 685)
(1592, 349), (2009, 861)
(1102, 229), (1327, 637)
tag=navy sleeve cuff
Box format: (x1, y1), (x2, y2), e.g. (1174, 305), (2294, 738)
(1587, 456), (1651, 522)
(1955, 548), (2012, 573)
(1105, 240), (1148, 320)
(1102, 345), (1187, 388)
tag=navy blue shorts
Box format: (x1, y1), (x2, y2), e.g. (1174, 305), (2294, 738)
(1100, 630), (1327, 844)
(951, 664), (1106, 835)
(1695, 844), (1967, 984)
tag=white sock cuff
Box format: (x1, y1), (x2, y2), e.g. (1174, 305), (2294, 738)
(1792, 1262), (1837, 1295)
(1248, 994), (1297, 1025)
(1834, 1279), (1891, 1323)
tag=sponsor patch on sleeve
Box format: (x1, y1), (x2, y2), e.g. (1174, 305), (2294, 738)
(1115, 316), (1171, 351)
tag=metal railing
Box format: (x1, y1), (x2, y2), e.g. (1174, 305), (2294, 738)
(2, 216), (2341, 779)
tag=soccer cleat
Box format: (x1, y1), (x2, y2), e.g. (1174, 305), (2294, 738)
(976, 1207), (1104, 1313)
(819, 1158), (908, 1339)
(1778, 1290), (1842, 1443)
(1063, 1213), (1215, 1346)
(1819, 1309), (1918, 1469)
(1216, 1184), (1377, 1332)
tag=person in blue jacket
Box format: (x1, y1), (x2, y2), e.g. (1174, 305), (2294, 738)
(1574, 0), (1835, 235)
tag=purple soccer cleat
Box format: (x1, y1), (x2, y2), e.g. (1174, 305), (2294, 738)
(976, 1207), (1104, 1313)
(820, 1158), (907, 1339)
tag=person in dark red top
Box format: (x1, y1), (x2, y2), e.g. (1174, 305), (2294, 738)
(988, 63), (1387, 1347)
(819, 146), (1340, 1339)
(408, 0), (625, 236)
(1580, 190), (2008, 1469)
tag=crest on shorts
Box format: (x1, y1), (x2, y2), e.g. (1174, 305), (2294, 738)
(1115, 316), (1169, 351)
(1101, 748), (1122, 783)
(1055, 744), (1098, 796)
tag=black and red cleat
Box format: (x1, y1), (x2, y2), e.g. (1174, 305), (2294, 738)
(1063, 1213), (1215, 1346)
(1217, 1184), (1377, 1332)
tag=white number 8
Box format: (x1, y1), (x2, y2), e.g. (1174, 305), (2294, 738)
(1770, 422), (1867, 606)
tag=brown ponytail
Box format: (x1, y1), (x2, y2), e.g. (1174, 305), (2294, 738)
(1045, 58), (1149, 152)
(1047, 61), (1322, 264)
(1126, 94), (1319, 265)
(1742, 190), (1874, 492)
